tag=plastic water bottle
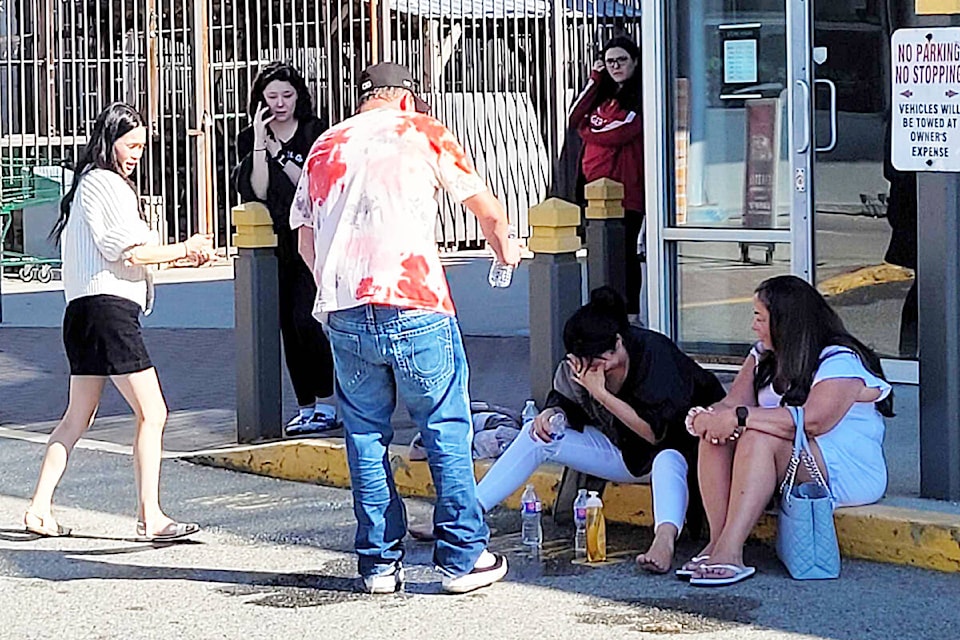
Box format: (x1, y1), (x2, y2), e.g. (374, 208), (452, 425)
(520, 483), (543, 548)
(521, 399), (538, 430)
(488, 225), (518, 288)
(585, 490), (607, 562)
(573, 488), (588, 560)
(547, 411), (567, 441)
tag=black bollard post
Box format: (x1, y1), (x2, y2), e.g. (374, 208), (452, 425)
(232, 202), (282, 443)
(584, 178), (627, 301)
(527, 198), (583, 405)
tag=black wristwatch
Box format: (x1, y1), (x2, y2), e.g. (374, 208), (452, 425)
(735, 406), (749, 427)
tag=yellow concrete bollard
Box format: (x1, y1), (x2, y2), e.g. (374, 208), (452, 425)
(584, 177), (625, 220)
(582, 177), (628, 302)
(232, 201), (277, 249)
(527, 197), (582, 254)
(527, 196), (583, 405)
(232, 200), (282, 442)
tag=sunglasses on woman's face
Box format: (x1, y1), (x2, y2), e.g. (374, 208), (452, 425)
(605, 56), (630, 68)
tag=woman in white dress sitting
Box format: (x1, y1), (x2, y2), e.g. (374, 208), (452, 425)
(684, 275), (893, 586)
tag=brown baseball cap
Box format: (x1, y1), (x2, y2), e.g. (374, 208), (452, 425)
(358, 62), (430, 113)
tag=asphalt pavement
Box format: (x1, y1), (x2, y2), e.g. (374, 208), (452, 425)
(1, 436), (959, 640)
(2, 253), (956, 640)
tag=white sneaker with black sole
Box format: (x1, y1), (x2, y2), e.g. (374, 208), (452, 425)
(362, 564), (404, 594)
(441, 550), (508, 594)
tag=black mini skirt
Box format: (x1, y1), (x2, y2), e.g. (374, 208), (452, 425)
(62, 294), (152, 376)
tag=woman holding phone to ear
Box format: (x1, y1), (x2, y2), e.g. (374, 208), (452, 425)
(569, 35), (646, 319)
(233, 61), (336, 434)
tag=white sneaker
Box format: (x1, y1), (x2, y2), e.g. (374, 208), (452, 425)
(285, 410), (338, 435)
(441, 550), (508, 594)
(286, 413), (313, 429)
(362, 564), (404, 594)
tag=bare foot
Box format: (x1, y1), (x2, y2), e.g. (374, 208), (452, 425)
(635, 525), (677, 574)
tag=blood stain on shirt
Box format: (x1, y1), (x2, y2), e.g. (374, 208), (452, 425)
(309, 127), (352, 205)
(355, 276), (381, 299)
(397, 254), (439, 306)
(398, 115), (475, 174)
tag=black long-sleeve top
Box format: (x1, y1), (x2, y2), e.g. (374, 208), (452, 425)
(544, 326), (725, 477)
(232, 116), (326, 261)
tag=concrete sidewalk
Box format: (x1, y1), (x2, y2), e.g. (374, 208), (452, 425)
(2, 259), (959, 574)
(185, 438), (960, 574)
(0, 257), (531, 452)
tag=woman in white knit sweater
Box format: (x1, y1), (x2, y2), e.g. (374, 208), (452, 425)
(23, 102), (213, 541)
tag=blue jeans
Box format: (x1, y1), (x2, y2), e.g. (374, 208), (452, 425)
(325, 305), (489, 579)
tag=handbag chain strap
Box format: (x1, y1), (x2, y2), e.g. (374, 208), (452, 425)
(800, 449), (829, 489)
(780, 406), (830, 497)
(779, 451), (801, 497)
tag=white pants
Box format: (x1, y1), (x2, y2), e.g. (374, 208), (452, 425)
(475, 424), (690, 533)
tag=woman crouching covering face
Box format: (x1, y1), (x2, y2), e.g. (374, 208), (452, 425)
(476, 286), (726, 573)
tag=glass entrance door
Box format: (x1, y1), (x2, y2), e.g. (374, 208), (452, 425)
(645, 0), (914, 378)
(643, 0), (814, 359)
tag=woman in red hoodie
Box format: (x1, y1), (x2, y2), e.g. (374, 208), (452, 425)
(569, 36), (645, 316)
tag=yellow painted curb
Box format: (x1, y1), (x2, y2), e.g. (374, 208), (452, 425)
(185, 438), (960, 574)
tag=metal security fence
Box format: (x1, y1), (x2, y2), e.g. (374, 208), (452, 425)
(0, 0), (639, 252)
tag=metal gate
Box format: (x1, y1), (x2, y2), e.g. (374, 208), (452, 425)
(1, 0), (640, 251)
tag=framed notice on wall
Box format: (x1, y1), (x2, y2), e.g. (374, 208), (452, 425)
(719, 23), (763, 99)
(743, 98), (780, 228)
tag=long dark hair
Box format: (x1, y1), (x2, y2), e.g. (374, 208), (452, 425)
(248, 61), (313, 121)
(753, 275), (894, 416)
(563, 286), (630, 359)
(594, 36), (643, 112)
(51, 102), (144, 243)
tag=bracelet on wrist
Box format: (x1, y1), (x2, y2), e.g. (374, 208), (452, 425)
(728, 425), (746, 442)
(254, 147), (267, 152)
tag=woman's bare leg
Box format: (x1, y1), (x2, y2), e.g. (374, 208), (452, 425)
(703, 430), (792, 569)
(111, 368), (174, 534)
(28, 376), (106, 518)
(695, 437), (736, 558)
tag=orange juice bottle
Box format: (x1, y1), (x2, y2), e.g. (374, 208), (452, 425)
(585, 490), (606, 562)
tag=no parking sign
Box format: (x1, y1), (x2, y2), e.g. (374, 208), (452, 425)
(892, 27), (960, 171)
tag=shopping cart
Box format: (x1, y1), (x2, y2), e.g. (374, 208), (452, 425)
(0, 159), (63, 283)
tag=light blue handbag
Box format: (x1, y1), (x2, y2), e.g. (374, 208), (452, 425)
(776, 406), (841, 580)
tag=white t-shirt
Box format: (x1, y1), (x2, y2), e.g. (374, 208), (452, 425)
(754, 344), (891, 507)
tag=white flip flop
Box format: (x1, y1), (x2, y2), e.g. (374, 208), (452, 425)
(675, 554), (710, 579)
(689, 563), (756, 587)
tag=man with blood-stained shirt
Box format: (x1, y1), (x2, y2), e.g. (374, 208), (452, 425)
(291, 62), (521, 595)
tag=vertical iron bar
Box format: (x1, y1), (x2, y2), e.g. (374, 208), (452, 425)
(193, 0), (213, 235)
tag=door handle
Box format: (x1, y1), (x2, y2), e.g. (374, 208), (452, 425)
(795, 80), (811, 154)
(814, 78), (837, 152)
